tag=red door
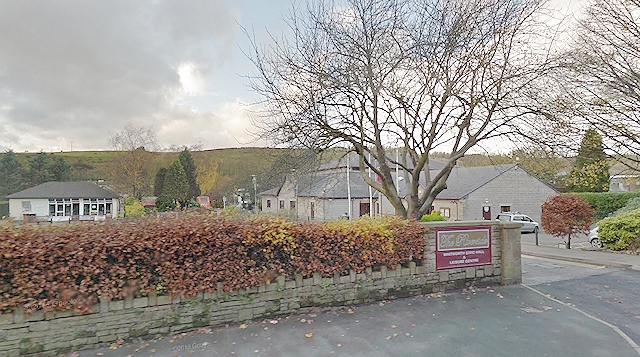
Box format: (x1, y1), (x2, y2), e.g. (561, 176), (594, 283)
(482, 206), (491, 220)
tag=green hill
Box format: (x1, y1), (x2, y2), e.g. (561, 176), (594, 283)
(3, 148), (291, 206)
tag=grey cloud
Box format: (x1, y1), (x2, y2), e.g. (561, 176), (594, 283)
(0, 0), (239, 151)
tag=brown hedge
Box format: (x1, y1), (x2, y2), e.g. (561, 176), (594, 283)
(0, 214), (425, 314)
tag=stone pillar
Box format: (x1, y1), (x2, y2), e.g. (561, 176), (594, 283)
(501, 222), (522, 285)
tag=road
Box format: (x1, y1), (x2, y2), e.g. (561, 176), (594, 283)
(522, 255), (640, 347)
(521, 231), (592, 249)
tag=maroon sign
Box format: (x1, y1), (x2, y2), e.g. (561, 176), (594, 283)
(435, 226), (492, 270)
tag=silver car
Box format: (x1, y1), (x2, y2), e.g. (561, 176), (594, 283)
(588, 227), (603, 248)
(496, 212), (540, 233)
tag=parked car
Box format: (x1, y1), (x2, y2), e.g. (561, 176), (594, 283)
(496, 212), (540, 233)
(588, 226), (603, 248)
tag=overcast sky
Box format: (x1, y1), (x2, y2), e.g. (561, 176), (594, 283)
(0, 0), (583, 153)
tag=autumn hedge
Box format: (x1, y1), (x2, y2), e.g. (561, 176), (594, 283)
(0, 214), (425, 314)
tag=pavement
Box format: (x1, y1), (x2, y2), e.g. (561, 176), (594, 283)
(521, 243), (640, 271)
(76, 243), (640, 357)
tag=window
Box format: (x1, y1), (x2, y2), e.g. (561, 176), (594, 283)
(279, 200), (285, 209)
(500, 205), (511, 213)
(21, 201), (31, 212)
(267, 200), (271, 208)
(439, 207), (450, 218)
(290, 201), (296, 210)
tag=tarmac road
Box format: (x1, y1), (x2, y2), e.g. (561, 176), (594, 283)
(78, 257), (640, 357)
(523, 256), (640, 349)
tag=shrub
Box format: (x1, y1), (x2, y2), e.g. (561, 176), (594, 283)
(613, 197), (640, 216)
(542, 195), (593, 249)
(420, 211), (447, 222)
(570, 192), (640, 220)
(0, 213), (425, 314)
(124, 197), (145, 217)
(598, 209), (640, 251)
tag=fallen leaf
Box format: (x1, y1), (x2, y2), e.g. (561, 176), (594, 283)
(239, 324), (248, 330)
(337, 344), (342, 347)
(254, 350), (260, 353)
(269, 320), (278, 324)
(386, 336), (392, 340)
(305, 333), (313, 338)
(468, 327), (475, 331)
(520, 307), (543, 313)
(300, 318), (307, 323)
(391, 324), (397, 329)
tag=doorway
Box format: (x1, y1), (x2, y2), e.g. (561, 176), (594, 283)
(482, 206), (491, 220)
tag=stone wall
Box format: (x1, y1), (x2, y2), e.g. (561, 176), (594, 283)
(0, 221), (521, 357)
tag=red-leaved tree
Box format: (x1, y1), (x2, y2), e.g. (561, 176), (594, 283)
(541, 195), (594, 249)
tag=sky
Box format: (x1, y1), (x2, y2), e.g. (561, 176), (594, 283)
(0, 0), (583, 153)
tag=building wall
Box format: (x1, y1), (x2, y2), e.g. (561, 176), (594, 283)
(8, 198), (49, 219)
(432, 199), (464, 221)
(462, 166), (557, 223)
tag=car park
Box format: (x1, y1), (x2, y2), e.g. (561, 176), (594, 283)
(496, 212), (540, 233)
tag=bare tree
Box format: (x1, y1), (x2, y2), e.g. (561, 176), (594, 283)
(108, 123), (160, 198)
(547, 0), (640, 168)
(247, 0), (551, 219)
(109, 122), (159, 152)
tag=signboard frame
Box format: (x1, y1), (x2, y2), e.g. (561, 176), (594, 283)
(435, 225), (492, 270)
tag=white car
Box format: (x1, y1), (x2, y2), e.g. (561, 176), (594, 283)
(496, 212), (540, 233)
(588, 227), (603, 248)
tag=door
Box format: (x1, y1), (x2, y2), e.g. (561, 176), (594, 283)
(482, 206), (491, 220)
(359, 202), (370, 217)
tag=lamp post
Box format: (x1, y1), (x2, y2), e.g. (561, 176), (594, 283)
(251, 175), (257, 212)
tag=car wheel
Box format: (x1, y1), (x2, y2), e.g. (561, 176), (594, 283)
(590, 238), (603, 248)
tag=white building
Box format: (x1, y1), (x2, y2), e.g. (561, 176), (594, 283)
(7, 181), (122, 222)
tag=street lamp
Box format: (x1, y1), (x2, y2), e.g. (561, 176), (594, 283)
(251, 175), (257, 211)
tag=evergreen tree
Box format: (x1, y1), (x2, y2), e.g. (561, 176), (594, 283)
(27, 152), (53, 187)
(179, 149), (200, 200)
(50, 156), (72, 181)
(0, 150), (25, 197)
(159, 161), (188, 209)
(153, 167), (167, 197)
(567, 129), (610, 192)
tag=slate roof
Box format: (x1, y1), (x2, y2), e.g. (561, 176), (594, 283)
(260, 163), (554, 201)
(7, 182), (121, 199)
(296, 171), (380, 199)
(433, 164), (525, 199)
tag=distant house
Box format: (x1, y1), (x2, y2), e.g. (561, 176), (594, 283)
(261, 157), (558, 223)
(6, 181), (122, 222)
(609, 174), (640, 192)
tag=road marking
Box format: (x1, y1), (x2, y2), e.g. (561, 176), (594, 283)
(522, 255), (606, 269)
(522, 284), (640, 356)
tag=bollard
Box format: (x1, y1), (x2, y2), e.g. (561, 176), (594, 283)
(535, 230), (539, 246)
